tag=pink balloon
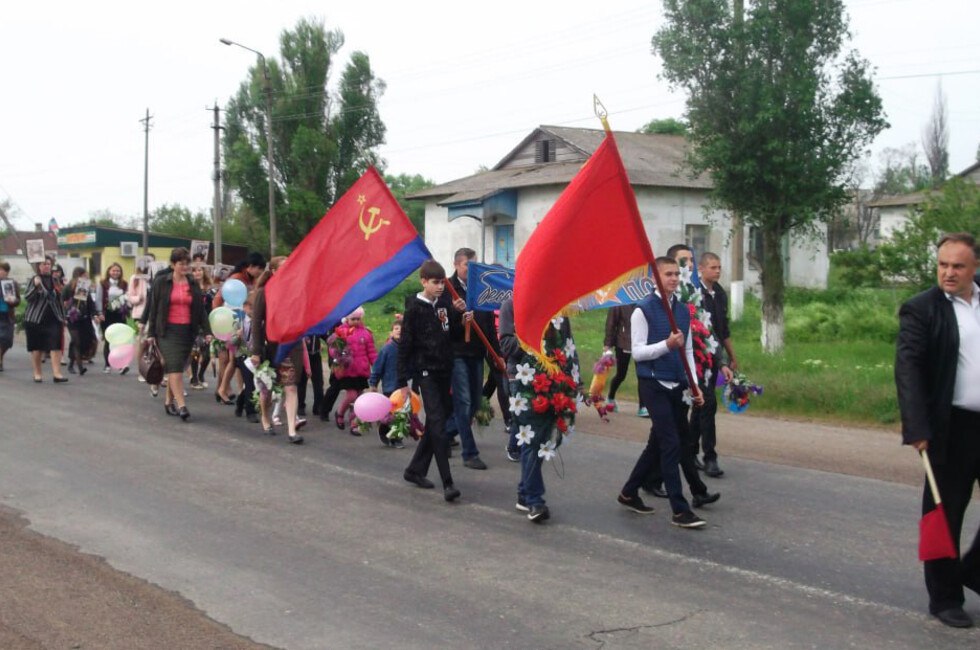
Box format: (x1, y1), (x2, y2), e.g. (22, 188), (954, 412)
(215, 332), (232, 341)
(353, 392), (392, 423)
(108, 343), (135, 370)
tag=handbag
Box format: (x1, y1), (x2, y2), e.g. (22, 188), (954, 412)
(139, 340), (165, 385)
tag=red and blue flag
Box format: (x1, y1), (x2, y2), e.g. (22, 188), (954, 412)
(265, 167), (430, 353)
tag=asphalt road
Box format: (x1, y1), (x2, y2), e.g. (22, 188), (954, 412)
(0, 346), (978, 649)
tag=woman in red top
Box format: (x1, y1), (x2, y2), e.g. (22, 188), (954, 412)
(145, 248), (210, 421)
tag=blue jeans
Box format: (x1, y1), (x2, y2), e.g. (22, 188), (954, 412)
(518, 443), (546, 507)
(446, 356), (483, 460)
(506, 380), (520, 452)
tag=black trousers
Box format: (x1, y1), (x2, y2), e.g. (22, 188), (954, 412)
(923, 407), (980, 614)
(234, 356), (257, 416)
(639, 383), (708, 498)
(690, 379), (719, 461)
(607, 348), (632, 401)
(482, 363), (511, 426)
(405, 372), (454, 488)
(297, 353), (324, 413)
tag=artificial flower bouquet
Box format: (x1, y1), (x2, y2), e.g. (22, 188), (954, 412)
(722, 370), (763, 413)
(508, 316), (582, 460)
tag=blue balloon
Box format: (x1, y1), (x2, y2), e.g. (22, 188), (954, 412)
(221, 278), (247, 307)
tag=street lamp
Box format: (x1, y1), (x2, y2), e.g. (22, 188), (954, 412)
(220, 37), (277, 257)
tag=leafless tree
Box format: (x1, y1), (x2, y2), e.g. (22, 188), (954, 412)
(922, 83), (949, 188)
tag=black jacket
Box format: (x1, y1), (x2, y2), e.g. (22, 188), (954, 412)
(145, 269), (209, 339)
(448, 273), (499, 358)
(895, 284), (966, 463)
(397, 292), (455, 387)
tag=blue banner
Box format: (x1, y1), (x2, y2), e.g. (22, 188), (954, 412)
(466, 262), (515, 312)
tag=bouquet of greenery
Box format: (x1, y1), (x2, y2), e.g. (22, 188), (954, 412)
(474, 396), (495, 426)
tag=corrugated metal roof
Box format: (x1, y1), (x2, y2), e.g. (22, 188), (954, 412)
(410, 126), (710, 201)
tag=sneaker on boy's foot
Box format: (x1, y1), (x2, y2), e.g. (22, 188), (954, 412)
(607, 398), (618, 412)
(671, 511), (707, 529)
(617, 494), (655, 514)
(528, 505), (550, 522)
(391, 439), (405, 449)
(515, 497), (530, 512)
(506, 447), (520, 462)
(637, 406), (649, 418)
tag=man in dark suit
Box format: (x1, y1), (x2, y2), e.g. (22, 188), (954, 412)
(895, 231), (980, 629)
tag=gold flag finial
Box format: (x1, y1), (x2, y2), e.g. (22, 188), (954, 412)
(593, 95), (611, 133)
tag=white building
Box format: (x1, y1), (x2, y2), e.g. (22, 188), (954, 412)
(410, 126), (829, 292)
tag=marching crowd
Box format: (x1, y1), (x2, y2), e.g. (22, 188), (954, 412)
(6, 232), (980, 629)
(2, 242), (735, 531)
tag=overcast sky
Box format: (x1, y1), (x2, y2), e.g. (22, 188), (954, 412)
(1, 0), (978, 230)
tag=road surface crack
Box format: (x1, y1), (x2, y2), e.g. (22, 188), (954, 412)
(585, 610), (700, 648)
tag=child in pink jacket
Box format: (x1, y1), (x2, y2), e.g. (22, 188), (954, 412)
(334, 306), (377, 433)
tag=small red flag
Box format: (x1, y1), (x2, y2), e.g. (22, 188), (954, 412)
(919, 503), (957, 561)
(513, 131), (653, 356)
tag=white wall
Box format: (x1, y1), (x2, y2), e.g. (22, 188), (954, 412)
(422, 185), (829, 289)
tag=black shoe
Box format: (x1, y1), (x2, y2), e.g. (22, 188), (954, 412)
(68, 364), (76, 374)
(288, 434), (304, 445)
(214, 393), (234, 405)
(391, 439), (405, 449)
(641, 485), (668, 499)
(297, 407), (306, 417)
(246, 413), (260, 423)
(379, 430), (392, 447)
(671, 511), (707, 529)
(404, 471), (434, 489)
(692, 492), (720, 508)
(78, 365), (88, 376)
(179, 406), (190, 421)
(449, 438), (460, 448)
(311, 405), (321, 416)
(693, 457), (705, 471)
(235, 407), (244, 417)
(53, 376), (69, 383)
(704, 459), (724, 477)
(295, 418), (308, 431)
(934, 607), (974, 628)
(506, 448), (520, 462)
(120, 367), (130, 375)
(263, 426), (276, 436)
(617, 494), (655, 514)
(463, 457), (487, 470)
(515, 497), (530, 512)
(165, 403), (178, 416)
(444, 485), (461, 502)
(528, 504), (550, 522)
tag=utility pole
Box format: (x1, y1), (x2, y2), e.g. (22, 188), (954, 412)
(260, 61), (276, 257)
(211, 103), (223, 265)
(140, 109), (153, 255)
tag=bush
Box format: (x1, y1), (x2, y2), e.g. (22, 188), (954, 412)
(829, 247), (883, 289)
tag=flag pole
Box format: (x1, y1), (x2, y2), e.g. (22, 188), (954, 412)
(594, 95), (700, 397)
(443, 280), (505, 372)
(920, 449), (943, 506)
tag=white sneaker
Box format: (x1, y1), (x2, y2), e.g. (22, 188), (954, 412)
(138, 375), (146, 383)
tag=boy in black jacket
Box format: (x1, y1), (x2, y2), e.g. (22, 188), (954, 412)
(398, 260), (465, 501)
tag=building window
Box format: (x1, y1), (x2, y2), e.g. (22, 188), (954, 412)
(748, 226), (764, 270)
(685, 224), (708, 255)
(535, 139), (555, 163)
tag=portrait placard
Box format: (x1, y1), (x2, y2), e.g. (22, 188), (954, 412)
(74, 278), (92, 301)
(1, 279), (15, 301)
(190, 240), (211, 262)
(26, 239), (46, 264)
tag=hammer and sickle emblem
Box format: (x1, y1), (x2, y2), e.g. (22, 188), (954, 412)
(357, 195), (390, 240)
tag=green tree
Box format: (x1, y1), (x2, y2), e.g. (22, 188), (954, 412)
(149, 204), (211, 239)
(223, 17), (386, 251)
(386, 173), (434, 235)
(639, 117), (688, 135)
(652, 0), (886, 352)
(874, 144), (931, 196)
(876, 177), (980, 289)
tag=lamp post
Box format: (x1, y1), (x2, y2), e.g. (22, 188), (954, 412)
(220, 37), (276, 257)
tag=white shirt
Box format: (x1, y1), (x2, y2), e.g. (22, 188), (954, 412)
(948, 282), (980, 411)
(630, 294), (696, 390)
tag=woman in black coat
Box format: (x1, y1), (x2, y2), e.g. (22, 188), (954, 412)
(145, 248), (210, 421)
(23, 255), (67, 382)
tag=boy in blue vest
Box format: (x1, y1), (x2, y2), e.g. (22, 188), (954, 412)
(617, 256), (709, 529)
(369, 318), (405, 448)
